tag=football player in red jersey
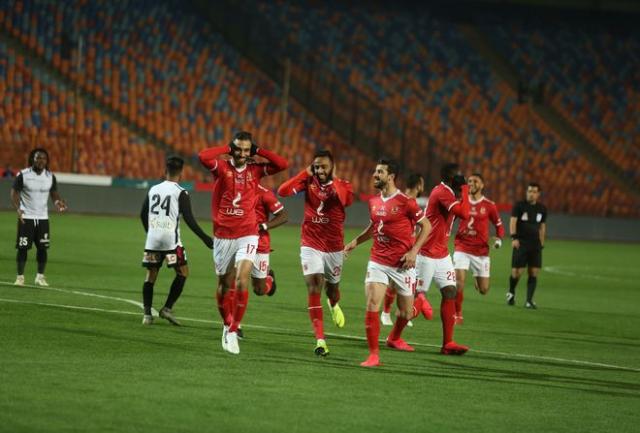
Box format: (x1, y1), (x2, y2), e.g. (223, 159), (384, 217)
(198, 131), (288, 354)
(344, 159), (430, 367)
(278, 149), (354, 356)
(380, 172), (430, 326)
(414, 163), (470, 355)
(452, 173), (504, 324)
(252, 184), (288, 297)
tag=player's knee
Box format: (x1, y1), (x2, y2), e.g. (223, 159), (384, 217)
(441, 285), (456, 299)
(478, 285), (489, 295)
(177, 266), (189, 278)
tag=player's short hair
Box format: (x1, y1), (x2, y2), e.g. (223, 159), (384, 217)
(28, 148), (49, 167)
(233, 131), (254, 144)
(528, 182), (541, 191)
(470, 172), (484, 182)
(166, 156), (184, 176)
(406, 172), (424, 189)
(313, 149), (334, 164)
(377, 158), (399, 178)
(440, 163), (460, 182)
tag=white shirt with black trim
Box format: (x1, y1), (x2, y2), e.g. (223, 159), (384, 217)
(13, 168), (56, 220)
(144, 181), (185, 251)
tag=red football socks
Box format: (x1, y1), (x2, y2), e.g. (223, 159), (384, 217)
(229, 290), (249, 332)
(383, 287), (395, 314)
(224, 287), (236, 326)
(455, 288), (464, 316)
(388, 316), (408, 341)
(441, 298), (456, 345)
(215, 291), (228, 325)
(308, 293), (324, 339)
(365, 311), (380, 355)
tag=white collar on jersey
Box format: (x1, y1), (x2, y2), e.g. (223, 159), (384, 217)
(230, 159), (248, 172)
(469, 196), (485, 205)
(379, 189), (400, 202)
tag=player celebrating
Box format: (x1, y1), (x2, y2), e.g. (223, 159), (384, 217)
(452, 173), (504, 324)
(344, 159), (430, 367)
(278, 149), (353, 356)
(251, 184), (288, 297)
(380, 172), (430, 326)
(507, 182), (547, 309)
(199, 131), (288, 354)
(414, 163), (470, 355)
(11, 148), (67, 287)
(140, 156), (213, 326)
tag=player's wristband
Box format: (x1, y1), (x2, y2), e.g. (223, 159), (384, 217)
(260, 223), (268, 231)
(510, 234), (518, 240)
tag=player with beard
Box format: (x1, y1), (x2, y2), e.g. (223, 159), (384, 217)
(11, 148), (67, 287)
(414, 163), (470, 355)
(344, 159), (430, 367)
(198, 131), (288, 354)
(278, 149), (354, 356)
(452, 173), (504, 324)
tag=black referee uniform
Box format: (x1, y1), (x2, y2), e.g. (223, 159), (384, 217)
(508, 200), (547, 306)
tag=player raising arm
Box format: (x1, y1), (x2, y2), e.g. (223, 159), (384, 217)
(452, 173), (504, 324)
(344, 159), (430, 367)
(199, 131), (288, 354)
(140, 156), (213, 326)
(278, 149), (353, 356)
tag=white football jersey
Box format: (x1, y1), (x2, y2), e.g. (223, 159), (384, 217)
(15, 168), (56, 220)
(144, 181), (185, 251)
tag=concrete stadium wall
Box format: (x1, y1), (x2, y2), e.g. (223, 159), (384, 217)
(1, 179), (638, 242)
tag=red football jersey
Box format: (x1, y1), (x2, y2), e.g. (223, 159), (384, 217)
(454, 196), (504, 256)
(278, 170), (354, 252)
(256, 185), (284, 253)
(199, 145), (288, 239)
(369, 191), (424, 267)
(421, 182), (460, 259)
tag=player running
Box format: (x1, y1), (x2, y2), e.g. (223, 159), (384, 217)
(452, 173), (504, 324)
(414, 163), (470, 355)
(11, 148), (67, 287)
(252, 184), (288, 297)
(199, 132), (288, 354)
(140, 156), (213, 326)
(380, 172), (429, 326)
(344, 159), (430, 367)
(278, 149), (354, 356)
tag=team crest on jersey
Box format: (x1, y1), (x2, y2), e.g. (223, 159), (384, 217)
(522, 212), (528, 221)
(480, 207), (486, 214)
(391, 206), (399, 214)
(225, 171), (233, 177)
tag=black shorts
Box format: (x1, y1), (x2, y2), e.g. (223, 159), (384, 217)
(16, 219), (50, 250)
(511, 245), (542, 269)
(142, 246), (188, 269)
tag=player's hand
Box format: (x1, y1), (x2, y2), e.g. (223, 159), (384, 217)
(17, 209), (25, 224)
(305, 165), (314, 176)
(343, 240), (357, 258)
(203, 236), (214, 249)
(512, 239), (520, 249)
(493, 237), (502, 249)
(55, 199), (67, 212)
(250, 142), (259, 157)
(400, 249), (417, 269)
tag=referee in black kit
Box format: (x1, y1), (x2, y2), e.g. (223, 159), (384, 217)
(506, 183), (547, 309)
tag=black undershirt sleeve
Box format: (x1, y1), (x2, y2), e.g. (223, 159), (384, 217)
(12, 173), (23, 191)
(179, 191), (210, 243)
(51, 174), (58, 192)
(140, 195), (149, 232)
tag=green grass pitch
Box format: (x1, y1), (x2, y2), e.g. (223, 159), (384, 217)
(0, 211), (638, 433)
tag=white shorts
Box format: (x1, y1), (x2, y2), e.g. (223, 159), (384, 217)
(453, 251), (490, 278)
(300, 246), (344, 284)
(252, 253), (270, 279)
(415, 254), (456, 292)
(213, 235), (259, 276)
(365, 261), (415, 297)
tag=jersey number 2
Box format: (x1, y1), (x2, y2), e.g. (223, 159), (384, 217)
(150, 194), (171, 216)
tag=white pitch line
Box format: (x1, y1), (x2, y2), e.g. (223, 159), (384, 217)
(2, 282), (639, 373)
(544, 266), (634, 283)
